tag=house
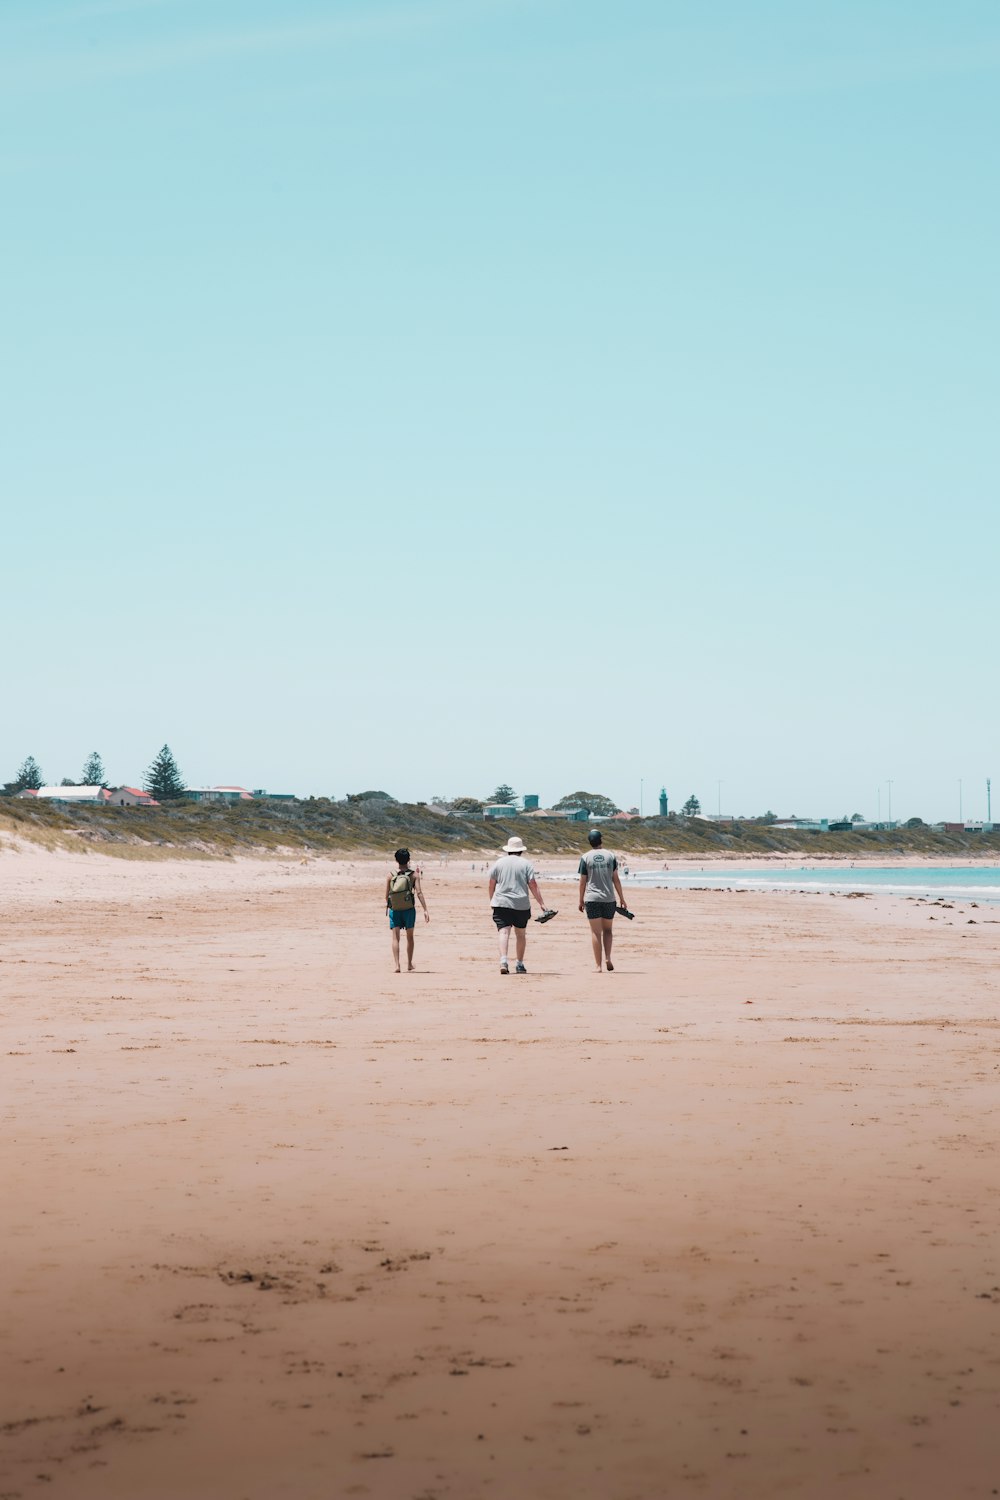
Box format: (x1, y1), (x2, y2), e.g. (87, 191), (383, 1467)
(15, 788), (38, 798)
(36, 785), (109, 804)
(252, 789), (297, 802)
(521, 806), (589, 821)
(110, 786), (160, 808)
(483, 804), (518, 820)
(185, 786), (254, 804)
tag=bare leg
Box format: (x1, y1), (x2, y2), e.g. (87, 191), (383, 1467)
(588, 919), (604, 970)
(405, 929), (415, 971)
(391, 928), (401, 972)
(602, 919), (614, 970)
(514, 927), (527, 962)
(498, 925), (511, 961)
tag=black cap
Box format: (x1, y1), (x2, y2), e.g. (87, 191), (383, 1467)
(587, 828), (602, 847)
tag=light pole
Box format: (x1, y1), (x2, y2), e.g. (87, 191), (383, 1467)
(989, 778), (992, 823)
(886, 779), (893, 826)
(959, 778), (963, 823)
(640, 779), (644, 818)
(877, 786), (881, 823)
(717, 780), (722, 816)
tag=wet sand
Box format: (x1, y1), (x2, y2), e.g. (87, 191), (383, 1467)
(3, 850), (1000, 1499)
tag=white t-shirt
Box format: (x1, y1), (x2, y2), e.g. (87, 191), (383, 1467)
(489, 854), (536, 909)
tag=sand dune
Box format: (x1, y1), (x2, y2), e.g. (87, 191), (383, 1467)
(3, 850), (1000, 1498)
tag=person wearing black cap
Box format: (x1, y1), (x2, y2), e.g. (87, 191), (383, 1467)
(578, 828), (627, 972)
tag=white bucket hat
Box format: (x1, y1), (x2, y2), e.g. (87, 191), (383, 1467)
(501, 835), (527, 854)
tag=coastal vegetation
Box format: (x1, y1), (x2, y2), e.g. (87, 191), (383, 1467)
(3, 795), (1000, 861)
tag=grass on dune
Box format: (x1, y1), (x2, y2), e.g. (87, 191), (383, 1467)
(2, 798), (1000, 862)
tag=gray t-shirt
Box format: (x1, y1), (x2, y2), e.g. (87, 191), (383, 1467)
(578, 848), (618, 903)
(489, 854), (536, 909)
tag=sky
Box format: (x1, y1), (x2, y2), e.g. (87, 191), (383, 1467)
(2, 0), (998, 821)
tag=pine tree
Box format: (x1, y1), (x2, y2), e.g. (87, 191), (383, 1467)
(144, 744), (187, 801)
(490, 784), (516, 805)
(681, 794), (701, 817)
(13, 755), (44, 791)
(80, 751), (106, 787)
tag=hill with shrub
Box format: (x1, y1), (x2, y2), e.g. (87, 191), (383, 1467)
(2, 796), (999, 860)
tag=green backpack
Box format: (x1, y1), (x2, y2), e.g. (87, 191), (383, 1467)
(388, 869), (415, 911)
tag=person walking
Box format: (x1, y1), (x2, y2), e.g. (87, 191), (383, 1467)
(488, 835), (549, 975)
(385, 847), (429, 972)
(578, 828), (627, 972)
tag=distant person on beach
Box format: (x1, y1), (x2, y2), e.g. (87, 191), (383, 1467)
(385, 848), (429, 972)
(578, 829), (627, 972)
(488, 836), (549, 975)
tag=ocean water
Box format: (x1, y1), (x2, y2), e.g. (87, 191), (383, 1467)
(621, 864), (1000, 904)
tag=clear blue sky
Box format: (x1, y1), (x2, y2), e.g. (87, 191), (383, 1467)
(3, 1), (997, 821)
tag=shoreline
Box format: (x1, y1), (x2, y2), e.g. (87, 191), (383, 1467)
(4, 835), (1000, 869)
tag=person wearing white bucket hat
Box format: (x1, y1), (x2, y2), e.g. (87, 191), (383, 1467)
(487, 836), (551, 974)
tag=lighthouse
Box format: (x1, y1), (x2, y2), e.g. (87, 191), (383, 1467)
(658, 788), (668, 817)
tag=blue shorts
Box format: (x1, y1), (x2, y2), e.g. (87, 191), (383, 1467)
(389, 907), (416, 930)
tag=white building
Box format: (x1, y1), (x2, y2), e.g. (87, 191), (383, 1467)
(36, 785), (108, 804)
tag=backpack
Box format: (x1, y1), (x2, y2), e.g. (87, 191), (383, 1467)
(388, 869), (415, 911)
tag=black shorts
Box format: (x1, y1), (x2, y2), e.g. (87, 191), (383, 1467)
(585, 901), (617, 921)
(492, 906), (530, 929)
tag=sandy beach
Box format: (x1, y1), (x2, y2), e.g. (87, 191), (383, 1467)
(3, 847), (1000, 1499)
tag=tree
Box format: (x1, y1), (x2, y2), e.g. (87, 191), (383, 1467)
(12, 755), (44, 792)
(760, 810), (777, 824)
(452, 796), (484, 815)
(905, 816), (924, 829)
(681, 794), (701, 817)
(144, 744), (187, 801)
(80, 751), (106, 787)
(489, 784), (516, 805)
(554, 790), (619, 816)
(347, 789), (397, 803)
(60, 777), (76, 786)
(850, 812), (864, 823)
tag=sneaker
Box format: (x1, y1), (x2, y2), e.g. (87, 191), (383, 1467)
(500, 960), (509, 975)
(514, 961), (527, 974)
